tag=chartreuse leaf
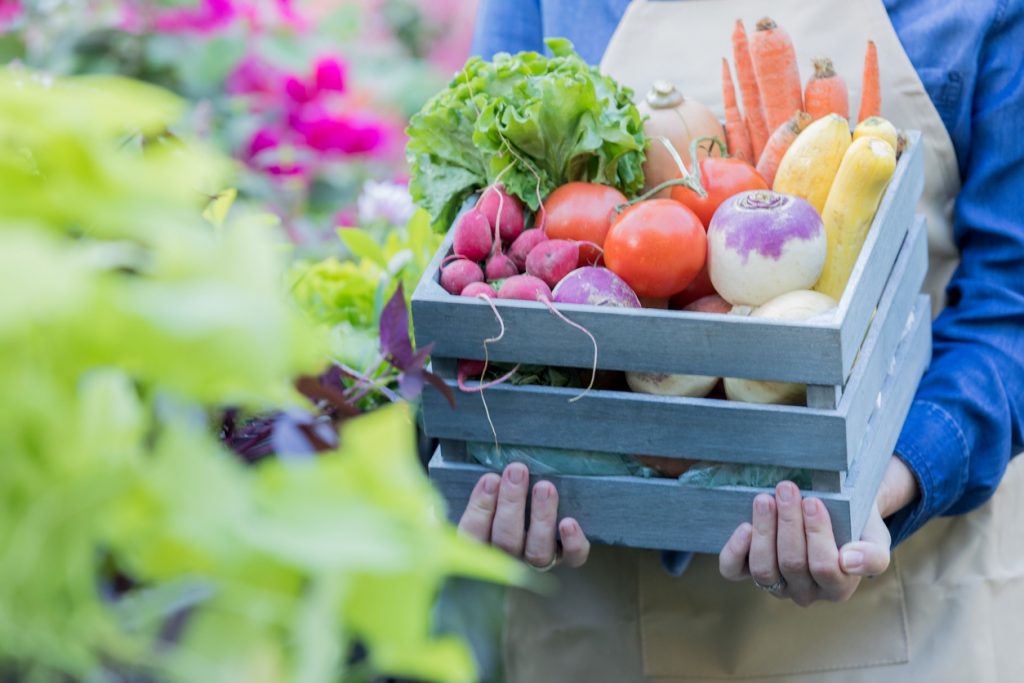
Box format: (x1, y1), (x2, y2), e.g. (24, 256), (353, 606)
(0, 69), (523, 683)
(339, 227), (388, 268)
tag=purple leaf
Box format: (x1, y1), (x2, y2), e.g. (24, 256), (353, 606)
(422, 370), (457, 409)
(398, 371), (425, 400)
(379, 283), (415, 370)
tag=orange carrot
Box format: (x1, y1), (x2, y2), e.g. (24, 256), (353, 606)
(721, 57), (754, 164)
(805, 57), (849, 121)
(733, 19), (769, 158)
(756, 110), (812, 185)
(858, 40), (880, 122)
(750, 17), (803, 132)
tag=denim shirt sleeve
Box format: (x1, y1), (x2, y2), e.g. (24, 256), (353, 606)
(470, 0), (544, 59)
(888, 1), (1024, 545)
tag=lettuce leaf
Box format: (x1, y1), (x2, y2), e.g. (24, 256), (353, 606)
(407, 38), (647, 230)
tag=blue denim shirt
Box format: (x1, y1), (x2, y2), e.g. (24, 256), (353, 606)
(472, 0), (1024, 546)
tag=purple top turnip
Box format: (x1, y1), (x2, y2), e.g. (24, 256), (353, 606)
(552, 267), (641, 308)
(707, 191), (826, 306)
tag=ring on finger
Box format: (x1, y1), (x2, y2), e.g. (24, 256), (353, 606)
(753, 576), (788, 594)
(532, 554), (561, 572)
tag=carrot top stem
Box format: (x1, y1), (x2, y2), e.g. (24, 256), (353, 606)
(755, 17), (777, 31)
(812, 57), (837, 79)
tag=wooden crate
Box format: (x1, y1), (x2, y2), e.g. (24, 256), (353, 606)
(412, 132), (929, 553)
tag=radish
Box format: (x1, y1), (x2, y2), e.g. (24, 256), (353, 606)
(526, 239), (579, 289)
(478, 184), (525, 242)
(452, 208), (493, 262)
(440, 258), (483, 295)
(497, 274), (552, 302)
(508, 228), (548, 271)
(485, 253), (519, 281)
(461, 281), (497, 298)
(552, 267), (640, 308)
(707, 190), (826, 306)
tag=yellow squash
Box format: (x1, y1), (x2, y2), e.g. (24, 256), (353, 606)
(814, 136), (897, 300)
(853, 116), (899, 151)
(772, 113), (852, 214)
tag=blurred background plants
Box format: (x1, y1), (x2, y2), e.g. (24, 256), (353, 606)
(0, 3), (523, 683)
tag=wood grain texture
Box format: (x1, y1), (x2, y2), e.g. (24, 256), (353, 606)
(845, 297), (932, 539)
(839, 217), (928, 464)
(836, 130), (924, 380)
(422, 378), (849, 469)
(428, 450), (853, 553)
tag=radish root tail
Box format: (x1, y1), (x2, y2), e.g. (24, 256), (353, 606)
(542, 298), (598, 403)
(478, 293), (507, 452)
(457, 364), (521, 392)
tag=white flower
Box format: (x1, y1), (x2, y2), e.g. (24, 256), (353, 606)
(357, 180), (415, 226)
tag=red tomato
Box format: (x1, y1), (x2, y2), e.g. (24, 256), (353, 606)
(543, 182), (626, 266)
(603, 199), (706, 299)
(670, 158), (768, 228)
(669, 262), (716, 309)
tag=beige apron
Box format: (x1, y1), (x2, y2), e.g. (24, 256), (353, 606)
(504, 1), (1024, 681)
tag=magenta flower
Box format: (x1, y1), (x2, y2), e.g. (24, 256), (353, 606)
(227, 53), (282, 98)
(0, 0), (22, 30)
(153, 0), (236, 33)
(313, 57), (346, 93)
(292, 112), (385, 155)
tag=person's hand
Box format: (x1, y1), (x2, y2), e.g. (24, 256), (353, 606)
(458, 462), (591, 570)
(719, 456), (918, 606)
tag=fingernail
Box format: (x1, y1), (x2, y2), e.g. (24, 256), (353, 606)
(482, 475), (498, 494)
(508, 465), (525, 484)
(778, 483), (793, 503)
(755, 496), (770, 515)
(802, 498), (816, 516)
(842, 550), (864, 570)
(535, 484), (550, 502)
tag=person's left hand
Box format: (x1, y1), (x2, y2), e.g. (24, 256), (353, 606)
(718, 456), (917, 606)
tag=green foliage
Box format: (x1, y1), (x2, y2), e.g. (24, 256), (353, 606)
(406, 38), (648, 230)
(0, 69), (522, 683)
(289, 209), (442, 369)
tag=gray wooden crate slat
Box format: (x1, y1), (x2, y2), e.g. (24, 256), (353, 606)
(423, 380), (849, 469)
(840, 216), (928, 464)
(413, 285), (842, 384)
(428, 451), (852, 553)
(411, 132), (922, 387)
(845, 297), (932, 539)
(806, 384), (841, 410)
(427, 301), (929, 552)
(835, 130), (924, 381)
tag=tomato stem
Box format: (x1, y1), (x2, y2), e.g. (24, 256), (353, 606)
(612, 137), (708, 213)
(687, 136), (729, 193)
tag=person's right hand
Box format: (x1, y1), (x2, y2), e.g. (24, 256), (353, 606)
(458, 462), (591, 570)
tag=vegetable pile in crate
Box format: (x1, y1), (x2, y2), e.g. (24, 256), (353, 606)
(408, 31), (931, 552)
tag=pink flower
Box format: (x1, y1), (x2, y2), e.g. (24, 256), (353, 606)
(284, 75), (314, 104)
(291, 112), (385, 155)
(313, 57), (345, 93)
(244, 127), (307, 177)
(0, 0), (22, 30)
(154, 0), (236, 33)
(227, 53), (282, 98)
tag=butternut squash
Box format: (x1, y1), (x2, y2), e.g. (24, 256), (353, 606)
(772, 113), (851, 214)
(853, 116), (898, 151)
(814, 136), (897, 299)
